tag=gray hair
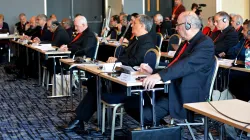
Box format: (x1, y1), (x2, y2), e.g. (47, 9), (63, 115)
(155, 14), (163, 22)
(234, 14), (243, 25)
(37, 14), (47, 21)
(215, 11), (230, 22)
(19, 13), (26, 17)
(184, 11), (202, 29)
(137, 14), (153, 32)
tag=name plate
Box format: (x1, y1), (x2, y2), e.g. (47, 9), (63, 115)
(118, 73), (136, 82)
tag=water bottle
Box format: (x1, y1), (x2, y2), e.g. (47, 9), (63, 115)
(245, 47), (250, 69)
(14, 26), (18, 36)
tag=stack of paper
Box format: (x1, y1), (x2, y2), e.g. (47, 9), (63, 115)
(33, 44), (55, 51)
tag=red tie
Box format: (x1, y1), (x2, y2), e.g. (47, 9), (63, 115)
(40, 29), (43, 36)
(157, 26), (161, 32)
(168, 42), (188, 67)
(70, 33), (82, 44)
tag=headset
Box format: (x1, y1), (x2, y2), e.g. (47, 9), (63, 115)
(236, 21), (240, 25)
(222, 17), (227, 23)
(247, 30), (250, 36)
(185, 13), (191, 30)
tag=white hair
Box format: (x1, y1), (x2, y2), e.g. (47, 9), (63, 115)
(155, 14), (163, 22)
(76, 16), (88, 25)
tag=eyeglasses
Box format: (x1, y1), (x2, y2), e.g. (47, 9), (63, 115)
(175, 22), (185, 27)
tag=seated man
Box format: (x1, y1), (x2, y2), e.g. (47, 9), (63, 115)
(59, 16), (97, 59)
(15, 13), (29, 35)
(24, 16), (41, 38)
(124, 11), (215, 125)
(0, 14), (9, 56)
(211, 11), (238, 58)
(61, 18), (73, 41)
(62, 14), (155, 131)
(34, 19), (70, 47)
(228, 20), (250, 60)
(33, 14), (52, 42)
(154, 14), (172, 37)
(230, 14), (244, 41)
(101, 15), (121, 40)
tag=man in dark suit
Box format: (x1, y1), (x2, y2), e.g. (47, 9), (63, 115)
(33, 14), (52, 42)
(154, 14), (172, 37)
(61, 18), (73, 41)
(231, 14), (244, 41)
(124, 11), (215, 124)
(15, 13), (29, 35)
(24, 16), (40, 38)
(62, 14), (155, 132)
(0, 14), (9, 56)
(36, 19), (70, 47)
(59, 16), (97, 59)
(211, 11), (238, 58)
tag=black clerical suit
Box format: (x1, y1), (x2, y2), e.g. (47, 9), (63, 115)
(39, 23), (52, 41)
(43, 25), (70, 47)
(124, 31), (215, 125)
(156, 20), (172, 36)
(66, 27), (73, 41)
(236, 26), (243, 41)
(68, 27), (97, 58)
(25, 26), (40, 39)
(74, 33), (155, 123)
(15, 21), (29, 35)
(211, 26), (238, 57)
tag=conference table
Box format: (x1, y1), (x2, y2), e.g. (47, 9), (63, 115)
(184, 99), (250, 140)
(0, 34), (20, 62)
(12, 40), (71, 96)
(60, 58), (170, 129)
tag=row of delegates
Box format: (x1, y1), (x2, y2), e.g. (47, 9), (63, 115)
(228, 21), (250, 102)
(60, 14), (156, 132)
(60, 12), (215, 134)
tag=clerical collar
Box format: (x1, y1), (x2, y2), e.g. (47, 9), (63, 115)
(187, 31), (202, 44)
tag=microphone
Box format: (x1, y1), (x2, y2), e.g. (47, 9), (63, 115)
(233, 39), (246, 66)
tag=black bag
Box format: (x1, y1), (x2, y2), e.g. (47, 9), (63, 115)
(128, 89), (181, 140)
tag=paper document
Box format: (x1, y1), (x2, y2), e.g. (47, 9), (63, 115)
(218, 59), (234, 66)
(33, 44), (55, 51)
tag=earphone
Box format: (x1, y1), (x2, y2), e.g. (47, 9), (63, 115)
(247, 30), (250, 36)
(222, 17), (227, 23)
(236, 21), (240, 25)
(185, 13), (191, 30)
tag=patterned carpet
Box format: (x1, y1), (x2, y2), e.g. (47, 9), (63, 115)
(0, 54), (249, 140)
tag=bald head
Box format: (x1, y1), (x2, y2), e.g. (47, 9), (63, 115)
(29, 16), (37, 29)
(74, 16), (88, 33)
(176, 11), (201, 40)
(61, 18), (72, 29)
(154, 14), (163, 25)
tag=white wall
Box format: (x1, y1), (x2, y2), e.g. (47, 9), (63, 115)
(221, 0), (249, 20)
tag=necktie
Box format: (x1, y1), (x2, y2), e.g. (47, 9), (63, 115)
(168, 42), (188, 67)
(70, 33), (82, 44)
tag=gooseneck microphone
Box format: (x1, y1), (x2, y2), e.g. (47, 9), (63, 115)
(120, 15), (132, 43)
(233, 39), (246, 66)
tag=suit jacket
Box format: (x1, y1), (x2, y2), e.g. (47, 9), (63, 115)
(51, 25), (70, 47)
(68, 27), (97, 58)
(228, 38), (248, 61)
(156, 20), (172, 36)
(211, 26), (238, 57)
(25, 26), (40, 39)
(172, 4), (185, 26)
(66, 27), (73, 41)
(118, 25), (133, 41)
(15, 21), (29, 35)
(38, 23), (53, 41)
(0, 22), (9, 33)
(108, 27), (118, 40)
(158, 31), (215, 119)
(117, 33), (155, 66)
(236, 26), (243, 41)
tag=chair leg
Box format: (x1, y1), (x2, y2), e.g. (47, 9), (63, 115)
(42, 67), (46, 87)
(119, 107), (124, 128)
(185, 119), (196, 140)
(46, 71), (50, 90)
(102, 103), (106, 133)
(111, 105), (119, 140)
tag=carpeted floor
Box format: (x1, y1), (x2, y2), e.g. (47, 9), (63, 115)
(0, 54), (249, 140)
